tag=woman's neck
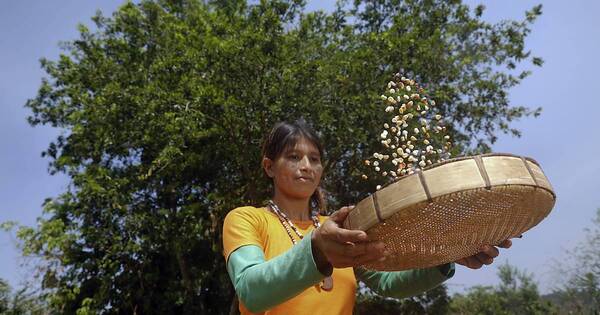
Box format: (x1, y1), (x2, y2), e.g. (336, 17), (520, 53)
(271, 193), (311, 221)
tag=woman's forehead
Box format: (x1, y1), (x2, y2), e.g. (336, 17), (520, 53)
(284, 137), (320, 154)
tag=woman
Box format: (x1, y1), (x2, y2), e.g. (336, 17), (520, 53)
(222, 120), (511, 314)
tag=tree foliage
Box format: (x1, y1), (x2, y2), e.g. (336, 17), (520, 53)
(551, 208), (600, 314)
(0, 278), (47, 315)
(355, 283), (450, 314)
(449, 263), (557, 315)
(15, 0), (542, 313)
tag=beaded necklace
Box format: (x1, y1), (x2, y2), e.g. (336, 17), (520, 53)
(267, 200), (333, 291)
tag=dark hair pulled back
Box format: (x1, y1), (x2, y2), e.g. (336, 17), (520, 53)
(261, 120), (327, 214)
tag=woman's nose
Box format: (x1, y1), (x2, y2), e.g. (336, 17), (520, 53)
(299, 155), (311, 169)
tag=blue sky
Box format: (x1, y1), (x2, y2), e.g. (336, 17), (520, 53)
(1, 0), (599, 295)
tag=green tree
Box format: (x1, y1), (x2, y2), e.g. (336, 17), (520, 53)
(449, 263), (557, 314)
(12, 0), (543, 313)
(0, 280), (8, 314)
(0, 278), (47, 315)
(355, 283), (450, 314)
(551, 208), (600, 314)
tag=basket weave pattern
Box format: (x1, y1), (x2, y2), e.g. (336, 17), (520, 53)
(343, 154), (556, 271)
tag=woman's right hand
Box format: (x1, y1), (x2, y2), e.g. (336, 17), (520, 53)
(311, 206), (388, 270)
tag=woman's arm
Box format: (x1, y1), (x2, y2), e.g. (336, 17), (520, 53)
(226, 232), (327, 313)
(224, 206), (386, 312)
(354, 263), (455, 299)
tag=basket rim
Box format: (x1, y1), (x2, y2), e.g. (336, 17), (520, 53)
(377, 153), (554, 198)
(423, 152), (541, 170)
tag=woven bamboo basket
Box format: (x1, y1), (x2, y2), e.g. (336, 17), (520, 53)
(343, 153), (556, 271)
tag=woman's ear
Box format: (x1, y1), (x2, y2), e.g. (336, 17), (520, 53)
(262, 157), (275, 178)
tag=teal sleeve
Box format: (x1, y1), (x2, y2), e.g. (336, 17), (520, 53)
(354, 263), (455, 299)
(226, 231), (326, 313)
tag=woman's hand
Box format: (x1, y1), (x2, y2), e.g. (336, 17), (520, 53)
(455, 239), (513, 269)
(311, 206), (387, 270)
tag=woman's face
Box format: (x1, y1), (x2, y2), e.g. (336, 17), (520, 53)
(263, 137), (323, 201)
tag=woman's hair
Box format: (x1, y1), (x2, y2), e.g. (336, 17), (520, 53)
(261, 120), (327, 214)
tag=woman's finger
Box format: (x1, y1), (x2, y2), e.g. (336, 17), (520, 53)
(455, 257), (470, 268)
(325, 240), (384, 259)
(339, 242), (366, 257)
(475, 252), (494, 265)
(332, 227), (368, 243)
(480, 245), (499, 259)
(328, 206), (355, 223)
(498, 239), (512, 248)
(460, 256), (483, 269)
(321, 222), (367, 243)
(341, 241), (382, 257)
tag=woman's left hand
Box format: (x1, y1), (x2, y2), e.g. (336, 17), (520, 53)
(455, 239), (512, 269)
